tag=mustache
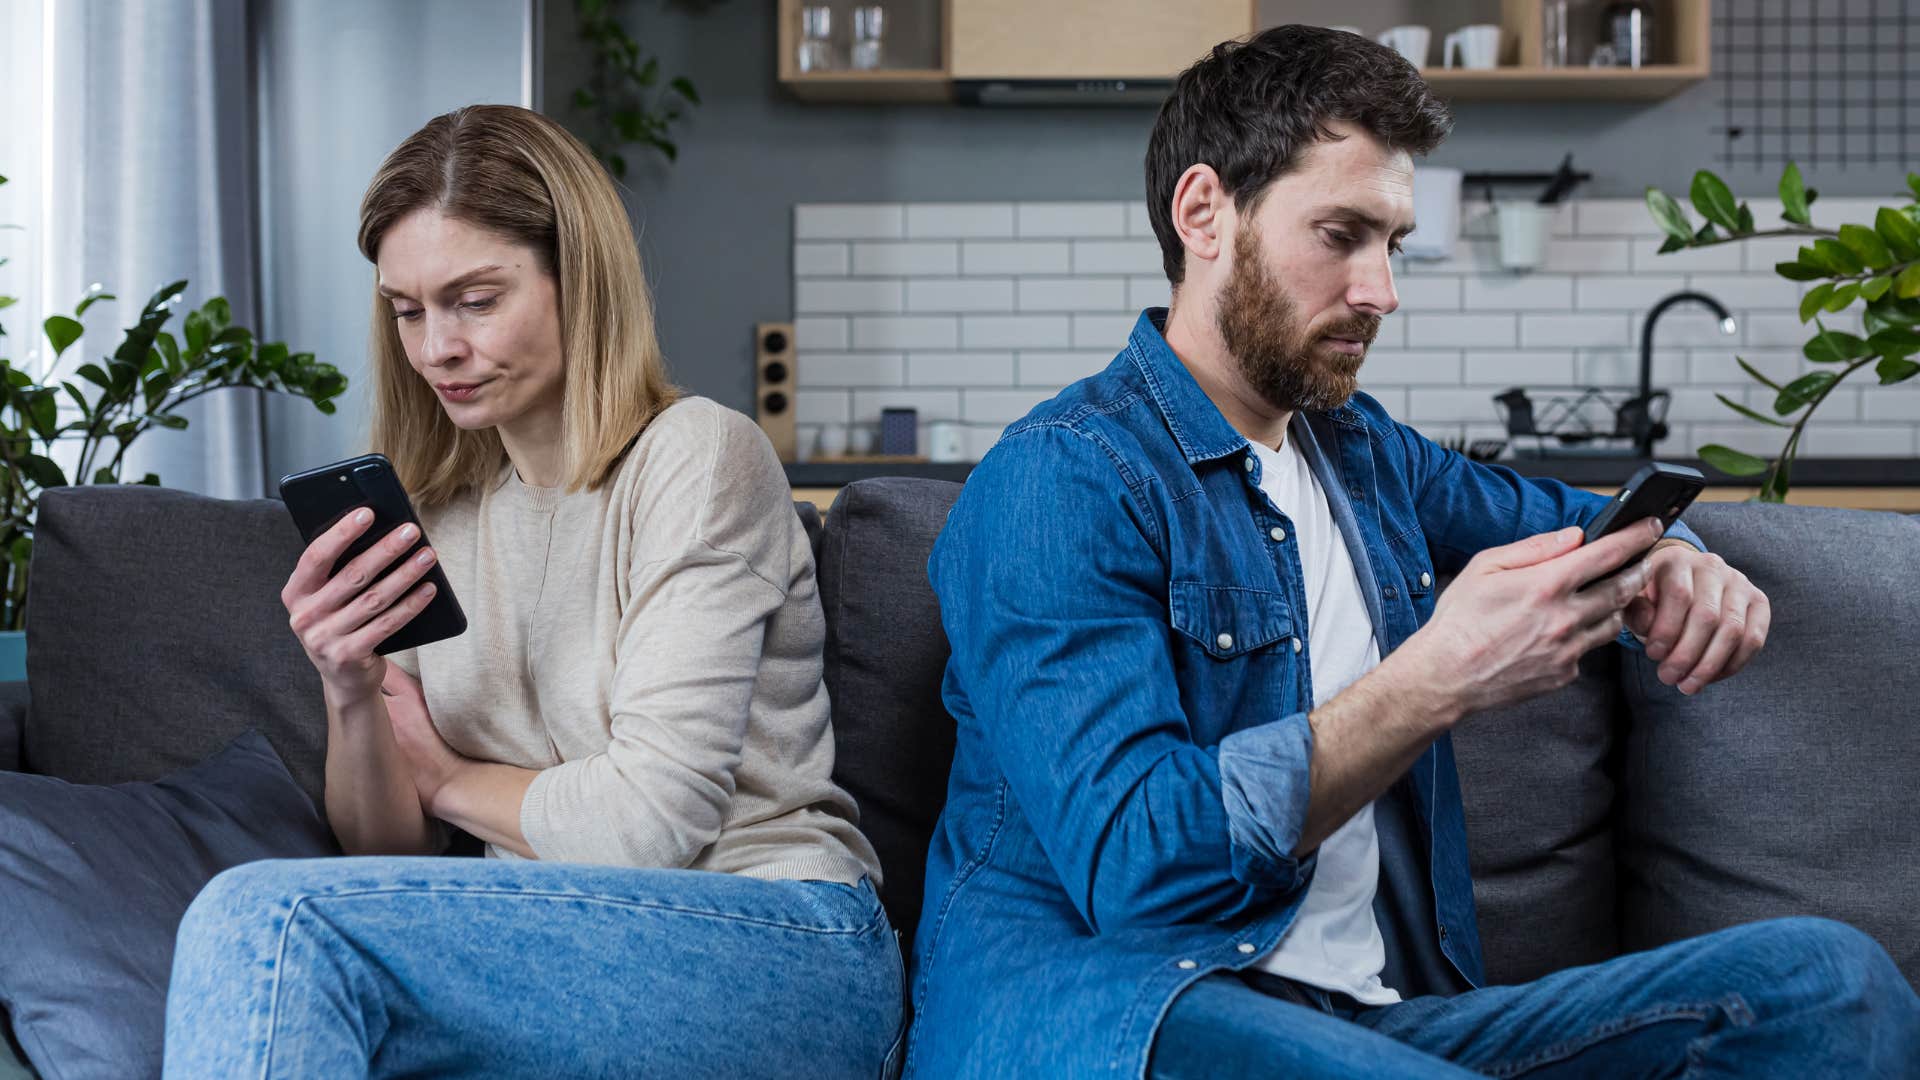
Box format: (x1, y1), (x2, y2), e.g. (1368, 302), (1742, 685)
(1320, 314), (1382, 343)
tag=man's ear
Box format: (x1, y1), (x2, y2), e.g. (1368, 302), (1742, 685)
(1170, 163), (1230, 276)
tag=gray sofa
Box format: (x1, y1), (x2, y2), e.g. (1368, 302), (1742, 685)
(2, 478), (1917, 1075)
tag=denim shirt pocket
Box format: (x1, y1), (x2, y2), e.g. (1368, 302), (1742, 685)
(1167, 582), (1296, 659)
(1386, 532), (1437, 619)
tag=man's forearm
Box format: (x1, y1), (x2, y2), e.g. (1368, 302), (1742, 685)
(1293, 642), (1464, 857)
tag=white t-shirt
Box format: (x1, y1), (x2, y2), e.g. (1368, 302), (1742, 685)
(1243, 428), (1402, 1006)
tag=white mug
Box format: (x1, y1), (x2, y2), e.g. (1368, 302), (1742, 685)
(816, 423), (849, 458)
(1376, 25), (1430, 67)
(1443, 24), (1501, 69)
(926, 422), (967, 464)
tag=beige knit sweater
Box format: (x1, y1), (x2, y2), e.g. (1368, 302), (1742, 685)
(388, 396), (880, 885)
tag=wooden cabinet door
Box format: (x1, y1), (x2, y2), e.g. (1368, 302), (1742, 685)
(948, 0), (1254, 80)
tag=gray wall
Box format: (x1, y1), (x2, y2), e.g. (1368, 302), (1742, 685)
(552, 1), (1913, 417)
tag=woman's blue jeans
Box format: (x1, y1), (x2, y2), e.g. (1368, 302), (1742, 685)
(161, 857), (904, 1079)
(1149, 916), (1919, 1078)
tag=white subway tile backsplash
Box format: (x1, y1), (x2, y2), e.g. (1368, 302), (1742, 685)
(804, 352), (905, 387)
(854, 242), (960, 277)
(1072, 240), (1165, 275)
(1741, 235), (1811, 273)
(1463, 275), (1575, 311)
(963, 241), (1071, 276)
(851, 388), (962, 424)
(1073, 313), (1141, 349)
(794, 243), (849, 277)
(792, 201), (1920, 459)
(963, 314), (1071, 349)
(906, 203), (1015, 239)
(797, 279), (903, 314)
(1409, 313), (1519, 348)
(1019, 277), (1129, 312)
(796, 204), (904, 240)
(908, 278), (1017, 313)
(853, 316), (958, 350)
(1463, 351), (1577, 386)
(1019, 202), (1128, 238)
(907, 351), (1016, 387)
(1019, 350), (1114, 385)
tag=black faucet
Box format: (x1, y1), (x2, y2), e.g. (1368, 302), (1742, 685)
(1631, 290), (1737, 457)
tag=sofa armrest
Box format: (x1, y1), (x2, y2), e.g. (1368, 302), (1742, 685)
(0, 681), (26, 773)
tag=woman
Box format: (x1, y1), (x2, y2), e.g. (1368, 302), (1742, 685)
(161, 105), (902, 1078)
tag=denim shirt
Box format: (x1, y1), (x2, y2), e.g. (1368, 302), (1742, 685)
(905, 309), (1705, 1079)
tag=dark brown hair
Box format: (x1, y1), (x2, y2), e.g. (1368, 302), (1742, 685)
(1145, 25), (1454, 285)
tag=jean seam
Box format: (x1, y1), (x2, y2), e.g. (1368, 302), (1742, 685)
(259, 894), (318, 1080)
(1483, 999), (1726, 1078)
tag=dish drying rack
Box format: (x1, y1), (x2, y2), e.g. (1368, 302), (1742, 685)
(1493, 385), (1672, 457)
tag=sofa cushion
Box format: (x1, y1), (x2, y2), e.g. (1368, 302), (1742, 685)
(1616, 502), (1920, 987)
(1453, 641), (1625, 986)
(0, 683), (24, 774)
(23, 486), (328, 807)
(817, 479), (962, 944)
(0, 729), (336, 1080)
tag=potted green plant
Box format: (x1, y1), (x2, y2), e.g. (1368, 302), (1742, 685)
(0, 174), (344, 681)
(1643, 165), (1920, 501)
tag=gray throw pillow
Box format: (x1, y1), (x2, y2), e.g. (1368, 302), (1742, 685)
(1617, 502), (1920, 989)
(0, 730), (337, 1080)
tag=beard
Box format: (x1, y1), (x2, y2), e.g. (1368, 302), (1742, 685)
(1214, 225), (1379, 414)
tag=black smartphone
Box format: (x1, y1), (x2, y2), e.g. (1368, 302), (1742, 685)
(277, 453), (467, 654)
(1581, 462), (1706, 583)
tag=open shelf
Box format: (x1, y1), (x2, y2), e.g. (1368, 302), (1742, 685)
(782, 69), (953, 103)
(1419, 63), (1709, 101)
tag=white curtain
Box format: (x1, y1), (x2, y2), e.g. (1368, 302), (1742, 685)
(41, 0), (265, 498)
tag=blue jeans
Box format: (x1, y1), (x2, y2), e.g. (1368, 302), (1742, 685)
(162, 857), (904, 1079)
(1149, 917), (1920, 1078)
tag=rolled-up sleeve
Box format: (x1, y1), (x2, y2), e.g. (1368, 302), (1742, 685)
(931, 425), (1315, 934)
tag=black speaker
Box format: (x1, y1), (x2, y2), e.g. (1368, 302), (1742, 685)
(755, 322), (796, 462)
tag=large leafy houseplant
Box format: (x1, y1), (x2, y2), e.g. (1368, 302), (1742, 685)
(1644, 165), (1920, 501)
(0, 174), (346, 631)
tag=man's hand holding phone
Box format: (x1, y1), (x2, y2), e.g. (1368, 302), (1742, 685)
(281, 508), (440, 702)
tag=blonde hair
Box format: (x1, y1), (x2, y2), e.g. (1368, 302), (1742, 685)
(357, 104), (679, 507)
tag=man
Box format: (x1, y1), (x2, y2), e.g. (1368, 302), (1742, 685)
(904, 24), (1919, 1079)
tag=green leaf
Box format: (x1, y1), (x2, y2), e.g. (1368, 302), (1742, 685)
(572, 87), (595, 110)
(142, 280), (188, 319)
(1804, 322), (1870, 363)
(1909, 172), (1920, 203)
(1867, 327), (1920, 360)
(1693, 221), (1719, 242)
(91, 467), (116, 484)
(1774, 370), (1837, 413)
(184, 310), (209, 353)
(1861, 276), (1893, 302)
(61, 382), (92, 418)
(1736, 203), (1755, 234)
(43, 316), (83, 358)
(1876, 207), (1920, 261)
(202, 297), (232, 330)
(1896, 263), (1920, 300)
(1839, 224), (1894, 270)
(1822, 282), (1861, 312)
(0, 296), (15, 310)
(155, 331), (181, 373)
(1774, 260), (1825, 282)
(1736, 355), (1784, 391)
(1698, 443), (1770, 476)
(1657, 235), (1687, 254)
(73, 287), (116, 318)
(7, 537), (29, 567)
(1779, 162), (1811, 225)
(608, 152), (627, 178)
(314, 399), (337, 415)
(1715, 392), (1789, 426)
(1877, 356), (1920, 385)
(17, 454), (66, 489)
(670, 76), (700, 104)
(654, 137), (677, 162)
(150, 412), (188, 430)
(25, 392), (56, 440)
(637, 57), (659, 86)
(1814, 238), (1864, 274)
(1689, 170), (1741, 232)
(1645, 187), (1693, 243)
(138, 472), (160, 486)
(1800, 282), (1835, 322)
(1797, 244), (1838, 275)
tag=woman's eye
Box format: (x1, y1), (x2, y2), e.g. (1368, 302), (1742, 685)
(460, 297), (497, 313)
(393, 308), (423, 322)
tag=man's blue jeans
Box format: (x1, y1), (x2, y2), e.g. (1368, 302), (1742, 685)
(1149, 917), (1918, 1077)
(161, 857), (905, 1078)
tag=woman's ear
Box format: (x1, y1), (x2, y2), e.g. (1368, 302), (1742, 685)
(1169, 164), (1229, 275)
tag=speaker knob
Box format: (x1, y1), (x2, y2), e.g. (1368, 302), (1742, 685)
(762, 330), (789, 353)
(762, 360), (789, 384)
(762, 391), (789, 414)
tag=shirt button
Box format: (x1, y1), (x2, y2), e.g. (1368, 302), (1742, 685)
(1419, 572), (1433, 588)
(1439, 924), (1450, 941)
(1216, 632), (1233, 650)
(1384, 586), (1398, 600)
(1269, 526), (1287, 542)
(1177, 959), (1198, 970)
(1237, 943), (1256, 954)
(1291, 637), (1303, 654)
(1350, 487), (1364, 501)
(1243, 456), (1255, 473)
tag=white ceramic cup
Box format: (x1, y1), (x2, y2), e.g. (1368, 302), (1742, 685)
(1496, 201), (1555, 271)
(926, 421), (967, 463)
(1443, 24), (1501, 69)
(1376, 25), (1431, 67)
(816, 422), (849, 458)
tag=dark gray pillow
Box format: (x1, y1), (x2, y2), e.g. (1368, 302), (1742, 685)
(1453, 640), (1625, 986)
(23, 486), (329, 808)
(0, 682), (23, 774)
(1617, 502), (1920, 989)
(0, 729), (337, 1080)
(818, 478), (962, 947)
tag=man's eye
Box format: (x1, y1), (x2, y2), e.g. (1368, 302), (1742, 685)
(1325, 230), (1357, 247)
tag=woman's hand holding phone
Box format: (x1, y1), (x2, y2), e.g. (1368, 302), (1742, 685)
(282, 507), (440, 701)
